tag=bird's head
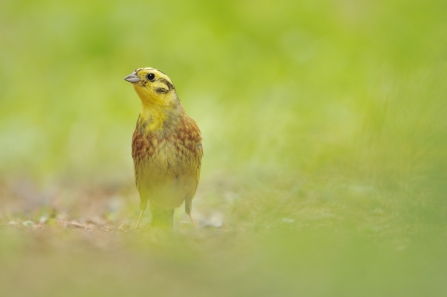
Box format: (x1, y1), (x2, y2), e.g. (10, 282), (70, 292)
(124, 67), (177, 108)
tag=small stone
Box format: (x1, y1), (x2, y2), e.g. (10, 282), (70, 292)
(22, 221), (36, 228)
(39, 216), (48, 223)
(281, 218), (295, 224)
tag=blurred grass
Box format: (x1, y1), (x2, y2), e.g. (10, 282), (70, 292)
(1, 0), (447, 296)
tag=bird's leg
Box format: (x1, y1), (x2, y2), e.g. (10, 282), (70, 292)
(185, 199), (196, 228)
(187, 213), (196, 228)
(135, 210), (143, 229)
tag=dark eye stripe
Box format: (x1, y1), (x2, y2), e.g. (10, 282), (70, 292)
(158, 78), (174, 90)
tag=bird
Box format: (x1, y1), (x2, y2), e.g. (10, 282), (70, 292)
(124, 67), (203, 228)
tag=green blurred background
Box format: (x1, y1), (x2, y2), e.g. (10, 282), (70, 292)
(1, 0), (447, 296)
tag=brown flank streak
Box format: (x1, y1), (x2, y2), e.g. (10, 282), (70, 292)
(132, 115), (202, 164)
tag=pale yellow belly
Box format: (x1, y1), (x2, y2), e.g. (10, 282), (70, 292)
(135, 142), (199, 210)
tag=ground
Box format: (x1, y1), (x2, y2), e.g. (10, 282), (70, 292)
(1, 171), (446, 297)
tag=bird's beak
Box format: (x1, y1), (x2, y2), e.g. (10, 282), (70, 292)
(124, 72), (140, 83)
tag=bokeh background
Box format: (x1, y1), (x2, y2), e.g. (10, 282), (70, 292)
(1, 0), (447, 296)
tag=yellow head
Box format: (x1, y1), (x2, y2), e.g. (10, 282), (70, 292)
(124, 67), (178, 108)
(125, 67), (181, 130)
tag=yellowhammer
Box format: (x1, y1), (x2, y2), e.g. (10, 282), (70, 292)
(124, 67), (203, 228)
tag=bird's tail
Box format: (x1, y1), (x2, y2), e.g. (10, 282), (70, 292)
(150, 204), (174, 228)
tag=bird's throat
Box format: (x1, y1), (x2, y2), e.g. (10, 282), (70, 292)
(134, 84), (179, 132)
(138, 104), (167, 132)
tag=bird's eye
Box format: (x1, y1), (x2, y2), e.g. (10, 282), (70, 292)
(147, 73), (155, 81)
